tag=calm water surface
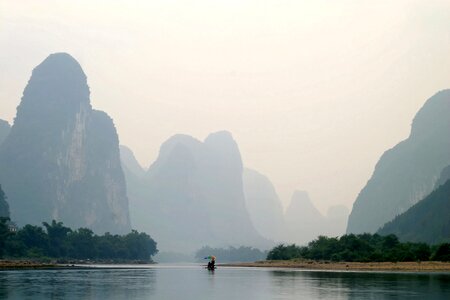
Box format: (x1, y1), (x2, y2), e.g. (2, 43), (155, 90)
(0, 265), (449, 299)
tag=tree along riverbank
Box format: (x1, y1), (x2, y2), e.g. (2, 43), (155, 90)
(221, 260), (450, 272)
(266, 234), (450, 262)
(0, 218), (158, 262)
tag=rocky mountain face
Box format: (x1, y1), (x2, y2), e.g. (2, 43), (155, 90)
(0, 120), (10, 217)
(347, 90), (450, 234)
(0, 53), (131, 234)
(119, 145), (148, 232)
(242, 168), (285, 242)
(0, 185), (9, 218)
(0, 120), (10, 147)
(436, 165), (450, 188)
(124, 132), (270, 252)
(378, 175), (450, 245)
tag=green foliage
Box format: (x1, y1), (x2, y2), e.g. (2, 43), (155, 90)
(43, 220), (72, 257)
(15, 224), (49, 257)
(267, 244), (307, 260)
(0, 217), (12, 257)
(122, 230), (158, 260)
(431, 243), (450, 261)
(266, 233), (447, 262)
(67, 228), (95, 259)
(0, 220), (158, 261)
(195, 246), (267, 262)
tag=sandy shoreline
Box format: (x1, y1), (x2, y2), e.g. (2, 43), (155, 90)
(0, 260), (60, 270)
(2, 259), (449, 272)
(0, 260), (153, 270)
(221, 260), (450, 272)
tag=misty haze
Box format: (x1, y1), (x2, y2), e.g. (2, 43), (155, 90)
(0, 1), (449, 299)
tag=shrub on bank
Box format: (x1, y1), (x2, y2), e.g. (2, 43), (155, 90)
(267, 234), (448, 262)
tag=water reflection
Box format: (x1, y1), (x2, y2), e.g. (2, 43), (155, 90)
(0, 269), (156, 300)
(0, 267), (449, 299)
(269, 269), (450, 299)
(0, 273), (9, 299)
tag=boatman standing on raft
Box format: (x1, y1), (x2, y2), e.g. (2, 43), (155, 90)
(207, 256), (216, 270)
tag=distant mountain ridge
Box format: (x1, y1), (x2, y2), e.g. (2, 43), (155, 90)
(120, 145), (146, 179)
(347, 90), (450, 234)
(284, 190), (328, 244)
(0, 53), (131, 234)
(123, 132), (270, 252)
(243, 168), (285, 241)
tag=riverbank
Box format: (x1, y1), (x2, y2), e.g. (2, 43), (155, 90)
(0, 260), (59, 270)
(0, 259), (155, 270)
(221, 260), (450, 272)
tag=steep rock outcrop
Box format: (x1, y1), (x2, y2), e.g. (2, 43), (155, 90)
(120, 145), (146, 179)
(436, 165), (450, 188)
(0, 120), (10, 147)
(119, 145), (148, 231)
(0, 185), (9, 218)
(127, 131), (270, 252)
(347, 90), (450, 234)
(243, 168), (285, 241)
(378, 178), (450, 245)
(0, 53), (130, 233)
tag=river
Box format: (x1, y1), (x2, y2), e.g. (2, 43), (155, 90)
(0, 265), (449, 299)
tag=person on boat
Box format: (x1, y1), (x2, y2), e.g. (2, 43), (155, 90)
(210, 256), (216, 270)
(206, 256), (216, 270)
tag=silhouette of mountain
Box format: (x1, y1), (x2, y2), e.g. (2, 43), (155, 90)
(0, 185), (9, 218)
(436, 165), (450, 188)
(243, 168), (285, 241)
(0, 53), (130, 234)
(347, 90), (450, 234)
(125, 132), (270, 252)
(0, 120), (10, 147)
(120, 145), (146, 179)
(325, 205), (349, 237)
(285, 190), (325, 245)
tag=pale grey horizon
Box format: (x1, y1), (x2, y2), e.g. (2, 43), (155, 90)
(1, 0), (450, 214)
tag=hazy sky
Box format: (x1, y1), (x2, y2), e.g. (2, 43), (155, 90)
(1, 0), (450, 213)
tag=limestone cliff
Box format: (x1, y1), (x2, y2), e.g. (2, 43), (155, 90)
(436, 165), (450, 188)
(378, 177), (450, 245)
(0, 53), (130, 233)
(0, 120), (10, 147)
(347, 90), (450, 234)
(0, 185), (9, 218)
